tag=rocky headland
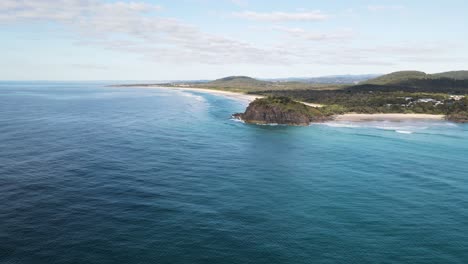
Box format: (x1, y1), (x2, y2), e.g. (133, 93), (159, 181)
(233, 96), (331, 126)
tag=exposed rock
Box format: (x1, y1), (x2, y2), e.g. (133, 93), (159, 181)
(233, 96), (331, 126)
(446, 113), (468, 123)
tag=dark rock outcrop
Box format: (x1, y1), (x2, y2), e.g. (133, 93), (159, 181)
(233, 96), (331, 126)
(446, 113), (468, 123)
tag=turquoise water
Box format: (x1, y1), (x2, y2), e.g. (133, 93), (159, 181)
(1, 82), (467, 264)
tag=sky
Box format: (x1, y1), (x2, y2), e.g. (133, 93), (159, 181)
(1, 0), (467, 80)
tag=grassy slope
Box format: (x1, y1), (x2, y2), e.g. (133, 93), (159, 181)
(252, 96), (323, 116)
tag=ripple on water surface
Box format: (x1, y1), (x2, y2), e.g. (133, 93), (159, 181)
(0, 82), (468, 264)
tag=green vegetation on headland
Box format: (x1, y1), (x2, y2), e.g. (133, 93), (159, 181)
(250, 71), (468, 123)
(233, 96), (331, 126)
(254, 89), (467, 122)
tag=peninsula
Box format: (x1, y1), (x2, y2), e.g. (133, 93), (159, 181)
(233, 96), (331, 126)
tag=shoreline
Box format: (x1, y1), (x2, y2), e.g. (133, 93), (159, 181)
(114, 85), (263, 103)
(113, 85), (447, 122)
(334, 113), (446, 122)
(171, 87), (262, 103)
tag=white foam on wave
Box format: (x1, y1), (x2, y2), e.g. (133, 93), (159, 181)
(230, 118), (245, 123)
(321, 122), (362, 128)
(320, 120), (455, 135)
(229, 119), (287, 126)
(395, 130), (413, 134)
(250, 123), (280, 126)
(175, 90), (206, 102)
(433, 122), (458, 127)
(374, 125), (416, 134)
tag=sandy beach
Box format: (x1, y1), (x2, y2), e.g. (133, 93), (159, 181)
(130, 86), (324, 106)
(117, 85), (263, 103)
(171, 87), (262, 103)
(334, 113), (446, 122)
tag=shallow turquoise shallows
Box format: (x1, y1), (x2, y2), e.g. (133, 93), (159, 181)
(1, 82), (467, 264)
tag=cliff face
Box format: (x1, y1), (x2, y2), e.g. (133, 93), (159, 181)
(234, 104), (311, 125)
(233, 97), (330, 126)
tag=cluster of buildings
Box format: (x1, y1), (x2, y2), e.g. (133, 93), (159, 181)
(449, 95), (465, 101)
(386, 95), (466, 108)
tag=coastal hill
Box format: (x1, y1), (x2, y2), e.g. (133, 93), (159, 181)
(198, 71), (468, 93)
(111, 75), (376, 91)
(431, 71), (468, 80)
(355, 70), (468, 95)
(233, 96), (331, 126)
(194, 76), (345, 92)
(363, 70), (468, 85)
(204, 75), (381, 87)
(199, 76), (271, 90)
(363, 71), (428, 85)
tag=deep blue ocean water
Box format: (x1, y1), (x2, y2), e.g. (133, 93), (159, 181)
(1, 82), (467, 264)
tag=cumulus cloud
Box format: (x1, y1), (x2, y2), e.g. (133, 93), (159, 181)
(233, 10), (328, 22)
(0, 0), (296, 64)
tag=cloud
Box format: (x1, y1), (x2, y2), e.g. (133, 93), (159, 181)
(0, 0), (294, 64)
(71, 63), (110, 70)
(275, 26), (355, 41)
(367, 5), (405, 12)
(0, 0), (162, 22)
(357, 45), (447, 56)
(0, 0), (460, 68)
(233, 10), (328, 22)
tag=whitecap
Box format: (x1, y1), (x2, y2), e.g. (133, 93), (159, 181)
(395, 130), (413, 134)
(321, 122), (361, 128)
(230, 118), (245, 123)
(174, 90), (206, 102)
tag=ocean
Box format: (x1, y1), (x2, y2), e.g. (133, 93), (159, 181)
(1, 82), (467, 264)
